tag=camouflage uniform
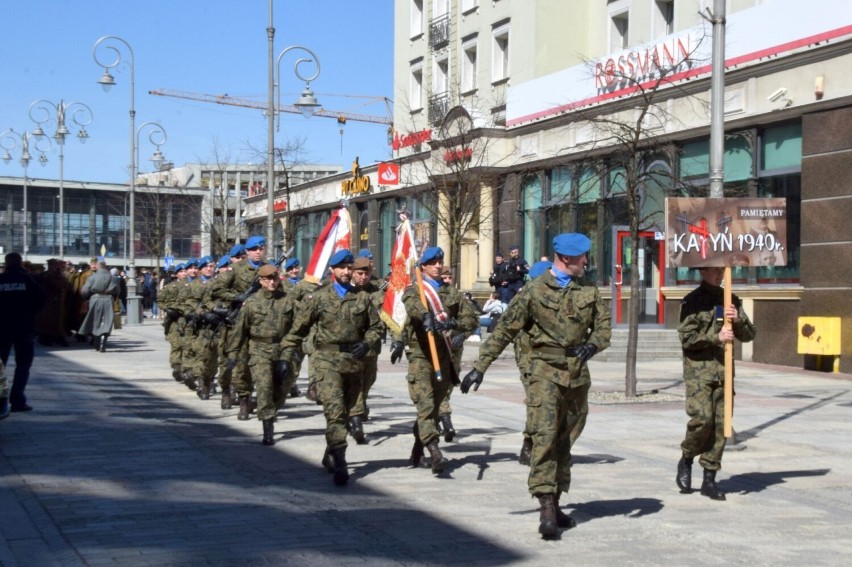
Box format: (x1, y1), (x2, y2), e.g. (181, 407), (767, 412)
(472, 270), (611, 496)
(211, 260), (264, 398)
(284, 278), (320, 397)
(351, 279), (386, 419)
(158, 275), (189, 378)
(226, 287), (296, 421)
(402, 281), (478, 447)
(181, 275), (219, 394)
(678, 281), (756, 471)
(282, 283), (383, 451)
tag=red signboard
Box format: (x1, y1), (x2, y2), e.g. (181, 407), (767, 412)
(378, 162), (400, 185)
(391, 128), (431, 150)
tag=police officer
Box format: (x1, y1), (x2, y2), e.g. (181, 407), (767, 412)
(398, 247), (478, 474)
(281, 250), (383, 486)
(675, 266), (755, 501)
(461, 233), (611, 539)
(227, 264), (296, 446)
(505, 244), (530, 301)
(212, 236), (266, 418)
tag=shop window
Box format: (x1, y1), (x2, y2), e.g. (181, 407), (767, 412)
(521, 174), (543, 261)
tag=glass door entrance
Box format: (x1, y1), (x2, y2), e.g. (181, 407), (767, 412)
(612, 228), (665, 325)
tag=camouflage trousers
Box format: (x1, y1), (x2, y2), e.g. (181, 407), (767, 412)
(351, 355), (378, 418)
(406, 356), (452, 445)
(185, 326), (218, 384)
(166, 320), (185, 369)
(526, 376), (590, 496)
(680, 378), (729, 471)
(216, 326), (250, 392)
(520, 371), (531, 439)
(315, 356), (363, 451)
(249, 351), (295, 421)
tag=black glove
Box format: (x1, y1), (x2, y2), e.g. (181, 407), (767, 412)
(434, 317), (459, 332)
(166, 308), (181, 319)
(350, 342), (370, 360)
(450, 334), (466, 350)
(273, 360), (291, 386)
(421, 312), (436, 333)
(575, 344), (598, 364)
(460, 368), (484, 394)
(390, 341), (405, 364)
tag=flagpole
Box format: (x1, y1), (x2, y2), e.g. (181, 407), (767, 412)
(415, 264), (443, 383)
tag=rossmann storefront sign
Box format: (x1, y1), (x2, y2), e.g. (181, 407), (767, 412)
(506, 0), (852, 127)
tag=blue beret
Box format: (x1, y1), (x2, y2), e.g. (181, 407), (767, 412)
(216, 255), (231, 270)
(184, 258), (199, 268)
(328, 249), (354, 267)
(175, 263), (186, 272)
(420, 246), (444, 264)
(229, 243), (246, 257)
(245, 235), (266, 250)
(284, 258), (300, 270)
(553, 233), (591, 256)
(358, 248), (374, 260)
(198, 255), (215, 267)
(529, 260), (553, 279)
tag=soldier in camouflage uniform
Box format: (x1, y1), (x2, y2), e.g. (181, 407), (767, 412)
(211, 236), (266, 419)
(281, 257), (306, 398)
(438, 266), (467, 442)
(211, 244), (245, 409)
(181, 256), (220, 400)
(400, 247), (478, 474)
(676, 266), (755, 501)
(350, 256), (387, 438)
(158, 264), (189, 384)
(226, 264), (297, 446)
(281, 250), (383, 486)
(461, 233), (611, 539)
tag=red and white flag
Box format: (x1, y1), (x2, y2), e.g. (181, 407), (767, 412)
(304, 205), (352, 284)
(380, 214), (416, 335)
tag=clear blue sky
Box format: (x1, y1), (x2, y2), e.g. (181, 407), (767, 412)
(0, 0), (394, 184)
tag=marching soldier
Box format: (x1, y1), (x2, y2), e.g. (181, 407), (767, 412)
(181, 256), (220, 399)
(461, 233), (611, 538)
(675, 266), (756, 501)
(281, 250), (383, 486)
(280, 257), (304, 398)
(226, 264), (297, 445)
(211, 236), (266, 417)
(398, 247), (478, 474)
(350, 255), (387, 433)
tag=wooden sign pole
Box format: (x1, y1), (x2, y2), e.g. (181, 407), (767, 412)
(723, 267), (733, 438)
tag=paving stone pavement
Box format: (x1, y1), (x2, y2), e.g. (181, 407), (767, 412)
(1, 321), (851, 566)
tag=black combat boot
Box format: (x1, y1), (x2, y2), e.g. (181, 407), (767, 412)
(197, 379), (211, 400)
(426, 439), (448, 474)
(98, 334), (107, 352)
(676, 456), (694, 493)
(262, 419), (275, 446)
(331, 448), (349, 486)
(554, 492), (576, 529)
(519, 437), (533, 466)
(321, 447), (335, 473)
(289, 383), (301, 398)
(220, 389), (232, 410)
(537, 494), (558, 538)
(182, 372), (197, 392)
(439, 414), (456, 442)
(348, 415), (367, 445)
(237, 396), (251, 421)
(172, 365), (183, 382)
(306, 382), (318, 402)
(700, 468), (726, 501)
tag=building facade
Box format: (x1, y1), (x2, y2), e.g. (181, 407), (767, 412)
(247, 0), (852, 371)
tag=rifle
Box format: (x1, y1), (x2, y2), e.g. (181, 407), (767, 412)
(163, 308), (181, 336)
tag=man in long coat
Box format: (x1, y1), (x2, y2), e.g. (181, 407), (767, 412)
(78, 261), (119, 352)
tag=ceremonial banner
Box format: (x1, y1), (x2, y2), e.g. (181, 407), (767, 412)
(380, 215), (416, 335)
(304, 205), (352, 283)
(665, 198), (788, 268)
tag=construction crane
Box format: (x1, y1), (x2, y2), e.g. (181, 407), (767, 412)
(149, 88), (393, 125)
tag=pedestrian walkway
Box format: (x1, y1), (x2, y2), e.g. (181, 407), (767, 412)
(1, 323), (851, 566)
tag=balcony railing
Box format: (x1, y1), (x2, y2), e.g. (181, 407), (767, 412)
(429, 14), (450, 49)
(428, 92), (450, 126)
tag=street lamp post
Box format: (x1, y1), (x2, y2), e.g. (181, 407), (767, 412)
(28, 100), (92, 260)
(265, 2), (322, 251)
(1, 129), (51, 260)
(94, 35), (147, 324)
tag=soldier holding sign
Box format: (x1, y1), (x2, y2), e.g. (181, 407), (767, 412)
(676, 266), (756, 500)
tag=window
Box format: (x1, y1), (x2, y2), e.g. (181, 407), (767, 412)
(608, 1), (630, 51)
(654, 0), (674, 38)
(410, 0), (423, 38)
(492, 22), (510, 83)
(410, 59), (423, 111)
(433, 54), (449, 95)
(461, 35), (478, 93)
(461, 0), (478, 14)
